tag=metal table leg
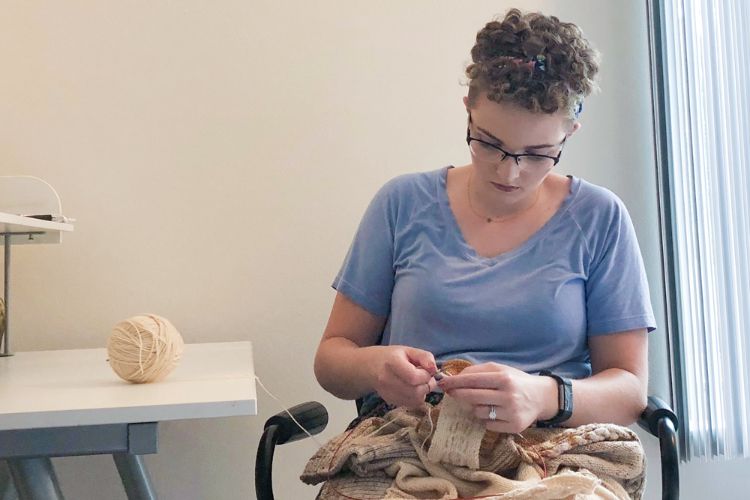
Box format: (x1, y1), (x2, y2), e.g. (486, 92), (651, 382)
(0, 461), (18, 500)
(6, 458), (64, 500)
(113, 454), (156, 500)
(0, 423), (158, 500)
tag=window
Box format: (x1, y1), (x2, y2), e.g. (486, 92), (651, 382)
(649, 0), (750, 460)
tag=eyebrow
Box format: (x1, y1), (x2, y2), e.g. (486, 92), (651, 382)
(476, 125), (557, 151)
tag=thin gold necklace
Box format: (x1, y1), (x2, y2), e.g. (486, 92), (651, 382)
(467, 171), (541, 223)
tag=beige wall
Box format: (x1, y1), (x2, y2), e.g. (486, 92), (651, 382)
(0, 1), (684, 498)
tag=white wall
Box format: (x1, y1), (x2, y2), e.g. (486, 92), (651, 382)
(1, 1), (745, 498)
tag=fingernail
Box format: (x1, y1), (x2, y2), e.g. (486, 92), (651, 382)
(433, 372), (444, 381)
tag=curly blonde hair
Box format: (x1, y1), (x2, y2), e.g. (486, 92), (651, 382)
(466, 9), (599, 118)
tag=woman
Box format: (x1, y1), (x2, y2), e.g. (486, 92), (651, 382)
(314, 8), (655, 434)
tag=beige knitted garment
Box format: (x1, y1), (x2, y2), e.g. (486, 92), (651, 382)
(426, 395), (487, 470)
(301, 398), (645, 500)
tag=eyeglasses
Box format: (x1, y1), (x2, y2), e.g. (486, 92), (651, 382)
(466, 116), (566, 171)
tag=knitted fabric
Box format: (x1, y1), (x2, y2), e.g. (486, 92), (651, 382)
(302, 401), (645, 499)
(426, 393), (486, 469)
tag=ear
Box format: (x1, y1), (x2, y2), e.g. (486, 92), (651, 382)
(567, 120), (582, 136)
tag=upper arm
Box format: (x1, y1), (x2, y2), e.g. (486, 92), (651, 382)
(589, 328), (648, 383)
(332, 181), (398, 319)
(320, 292), (388, 348)
(584, 194), (656, 336)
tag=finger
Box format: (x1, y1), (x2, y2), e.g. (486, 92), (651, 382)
(473, 404), (513, 422)
(389, 354), (435, 386)
(404, 348), (438, 375)
(380, 380), (427, 408)
(419, 382), (432, 400)
(427, 378), (439, 393)
(443, 388), (509, 407)
(389, 362), (433, 387)
(438, 372), (507, 391)
(458, 362), (503, 374)
(399, 376), (436, 404)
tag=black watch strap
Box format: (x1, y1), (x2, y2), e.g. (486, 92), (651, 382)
(536, 370), (573, 427)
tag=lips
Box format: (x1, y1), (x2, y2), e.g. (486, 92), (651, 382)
(490, 182), (519, 192)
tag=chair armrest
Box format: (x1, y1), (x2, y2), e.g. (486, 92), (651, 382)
(639, 395), (679, 436)
(638, 395), (680, 500)
(262, 401), (329, 445)
(255, 401), (328, 500)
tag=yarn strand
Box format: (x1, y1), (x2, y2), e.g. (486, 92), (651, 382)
(253, 375), (326, 449)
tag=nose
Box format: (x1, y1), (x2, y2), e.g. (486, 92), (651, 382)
(496, 155), (521, 181)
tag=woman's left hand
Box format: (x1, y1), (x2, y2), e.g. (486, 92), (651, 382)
(436, 362), (558, 433)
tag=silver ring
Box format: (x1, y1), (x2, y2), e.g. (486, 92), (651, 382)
(488, 405), (497, 421)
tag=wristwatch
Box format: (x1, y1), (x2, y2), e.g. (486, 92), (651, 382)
(536, 370), (573, 427)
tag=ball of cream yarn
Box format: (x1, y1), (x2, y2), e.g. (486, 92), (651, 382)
(107, 314), (184, 383)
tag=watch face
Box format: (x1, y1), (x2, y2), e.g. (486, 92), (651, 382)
(536, 372), (573, 427)
(560, 377), (573, 415)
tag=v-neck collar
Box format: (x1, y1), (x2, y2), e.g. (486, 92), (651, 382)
(436, 166), (580, 264)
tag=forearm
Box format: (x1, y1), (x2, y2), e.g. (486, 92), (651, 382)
(314, 337), (379, 400)
(564, 368), (647, 427)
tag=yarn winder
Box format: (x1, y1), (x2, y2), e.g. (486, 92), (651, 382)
(0, 176), (74, 357)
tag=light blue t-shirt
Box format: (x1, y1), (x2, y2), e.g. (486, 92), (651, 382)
(333, 167), (656, 379)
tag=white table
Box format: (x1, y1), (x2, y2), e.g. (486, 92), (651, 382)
(0, 341), (256, 500)
(0, 213), (73, 247)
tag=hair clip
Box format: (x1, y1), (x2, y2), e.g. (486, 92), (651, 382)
(533, 54), (546, 72)
(575, 101), (583, 118)
(503, 55), (545, 73)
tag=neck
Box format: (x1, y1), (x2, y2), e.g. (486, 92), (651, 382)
(467, 171), (542, 223)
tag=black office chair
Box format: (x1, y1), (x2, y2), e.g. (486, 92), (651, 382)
(256, 396), (679, 500)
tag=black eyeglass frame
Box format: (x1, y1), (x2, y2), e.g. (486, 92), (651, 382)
(465, 116), (567, 167)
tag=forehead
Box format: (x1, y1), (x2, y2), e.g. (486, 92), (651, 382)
(470, 94), (569, 148)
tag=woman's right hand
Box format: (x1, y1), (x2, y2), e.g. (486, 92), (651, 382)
(315, 293), (438, 406)
(368, 345), (438, 409)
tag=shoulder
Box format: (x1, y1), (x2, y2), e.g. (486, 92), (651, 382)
(569, 179), (637, 270)
(567, 177), (631, 228)
(376, 167), (445, 199)
(564, 177), (638, 259)
(368, 167), (446, 215)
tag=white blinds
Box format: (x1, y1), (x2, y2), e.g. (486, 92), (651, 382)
(660, 0), (750, 460)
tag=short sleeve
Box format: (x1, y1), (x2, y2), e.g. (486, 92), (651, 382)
(332, 182), (397, 318)
(585, 198), (656, 335)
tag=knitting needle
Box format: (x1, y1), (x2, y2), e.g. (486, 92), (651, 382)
(433, 368), (450, 382)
